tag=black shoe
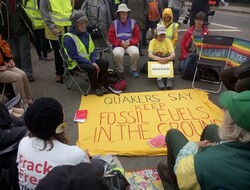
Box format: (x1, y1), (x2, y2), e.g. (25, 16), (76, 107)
(157, 162), (179, 190)
(140, 51), (144, 56)
(28, 76), (35, 82)
(100, 85), (109, 94)
(93, 88), (103, 96)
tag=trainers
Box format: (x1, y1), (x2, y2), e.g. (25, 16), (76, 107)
(157, 79), (165, 90)
(166, 78), (173, 89)
(129, 70), (139, 78)
(43, 56), (54, 61)
(157, 162), (178, 190)
(93, 88), (103, 96)
(100, 85), (109, 94)
(56, 75), (63, 83)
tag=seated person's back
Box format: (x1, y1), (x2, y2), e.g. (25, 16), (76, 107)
(17, 97), (90, 190)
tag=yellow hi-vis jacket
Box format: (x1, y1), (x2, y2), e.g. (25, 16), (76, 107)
(23, 0), (44, 29)
(166, 22), (179, 49)
(49, 0), (72, 26)
(62, 33), (95, 70)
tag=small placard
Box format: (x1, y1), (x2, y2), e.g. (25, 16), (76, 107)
(148, 61), (174, 78)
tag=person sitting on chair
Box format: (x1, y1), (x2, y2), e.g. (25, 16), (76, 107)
(157, 90), (250, 189)
(0, 34), (33, 109)
(178, 11), (208, 73)
(63, 10), (109, 96)
(108, 3), (140, 78)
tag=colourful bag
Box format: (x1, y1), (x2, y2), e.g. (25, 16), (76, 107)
(148, 0), (160, 21)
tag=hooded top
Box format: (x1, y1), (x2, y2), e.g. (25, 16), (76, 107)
(0, 35), (13, 66)
(161, 8), (179, 48)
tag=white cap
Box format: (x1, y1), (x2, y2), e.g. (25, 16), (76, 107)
(156, 25), (166, 35)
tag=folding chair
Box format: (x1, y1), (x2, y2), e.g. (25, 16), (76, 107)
(192, 35), (233, 93)
(0, 83), (15, 102)
(0, 83), (6, 102)
(58, 35), (91, 96)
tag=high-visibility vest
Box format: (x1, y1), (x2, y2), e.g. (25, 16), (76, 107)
(23, 0), (44, 29)
(115, 0), (120, 4)
(49, 0), (72, 26)
(166, 22), (178, 48)
(114, 19), (135, 41)
(62, 33), (95, 70)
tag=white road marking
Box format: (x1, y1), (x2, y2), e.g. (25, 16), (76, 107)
(178, 29), (241, 32)
(210, 23), (238, 29)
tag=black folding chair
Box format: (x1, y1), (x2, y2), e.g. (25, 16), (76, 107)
(58, 35), (91, 96)
(192, 35), (233, 93)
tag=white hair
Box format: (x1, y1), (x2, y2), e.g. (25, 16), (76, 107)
(219, 110), (250, 143)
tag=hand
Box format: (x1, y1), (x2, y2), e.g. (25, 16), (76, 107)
(196, 140), (210, 149)
(121, 40), (130, 49)
(8, 60), (15, 67)
(52, 28), (60, 36)
(0, 64), (7, 71)
(92, 63), (100, 72)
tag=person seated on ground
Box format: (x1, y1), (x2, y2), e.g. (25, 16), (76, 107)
(161, 8), (179, 49)
(36, 163), (109, 190)
(0, 34), (33, 109)
(0, 102), (27, 190)
(16, 97), (92, 190)
(220, 60), (250, 92)
(63, 10), (109, 97)
(178, 11), (208, 73)
(108, 3), (140, 78)
(148, 24), (175, 90)
(157, 90), (250, 189)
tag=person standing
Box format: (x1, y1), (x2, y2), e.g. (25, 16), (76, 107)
(189, 0), (209, 26)
(23, 0), (52, 61)
(168, 0), (184, 23)
(40, 0), (73, 82)
(1, 0), (35, 82)
(108, 3), (140, 78)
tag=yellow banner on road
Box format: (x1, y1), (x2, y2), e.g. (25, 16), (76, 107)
(77, 89), (223, 156)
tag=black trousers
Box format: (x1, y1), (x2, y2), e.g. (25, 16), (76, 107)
(78, 58), (109, 90)
(166, 124), (220, 180)
(220, 67), (250, 92)
(50, 40), (64, 76)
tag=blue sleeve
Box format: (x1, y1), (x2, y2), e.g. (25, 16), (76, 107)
(63, 35), (91, 65)
(90, 50), (97, 63)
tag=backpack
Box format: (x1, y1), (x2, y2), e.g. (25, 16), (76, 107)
(106, 69), (127, 91)
(181, 53), (199, 80)
(148, 0), (160, 21)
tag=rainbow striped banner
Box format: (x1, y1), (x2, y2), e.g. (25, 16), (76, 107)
(193, 36), (250, 66)
(228, 38), (250, 67)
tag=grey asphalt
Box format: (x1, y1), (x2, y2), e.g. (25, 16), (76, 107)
(20, 3), (250, 189)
